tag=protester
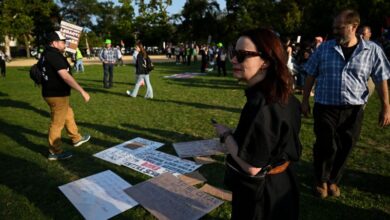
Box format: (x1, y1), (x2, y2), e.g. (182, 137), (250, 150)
(75, 47), (84, 73)
(116, 45), (124, 66)
(0, 49), (6, 77)
(99, 39), (118, 88)
(42, 31), (91, 160)
(214, 28), (301, 220)
(301, 9), (390, 199)
(126, 42), (153, 99)
(216, 42), (227, 76)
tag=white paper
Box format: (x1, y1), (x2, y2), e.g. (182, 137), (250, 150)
(121, 153), (169, 177)
(59, 170), (138, 220)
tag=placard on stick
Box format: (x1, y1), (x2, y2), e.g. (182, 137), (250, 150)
(60, 21), (83, 54)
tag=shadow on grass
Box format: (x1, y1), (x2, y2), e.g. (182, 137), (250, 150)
(0, 119), (47, 155)
(296, 160), (390, 219)
(77, 78), (131, 86)
(0, 99), (49, 117)
(343, 169), (390, 196)
(0, 91), (8, 97)
(149, 98), (241, 113)
(165, 77), (242, 90)
(79, 87), (129, 97)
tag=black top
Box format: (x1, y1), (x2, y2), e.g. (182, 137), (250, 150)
(135, 53), (148, 75)
(341, 41), (358, 61)
(41, 46), (71, 97)
(232, 82), (302, 168)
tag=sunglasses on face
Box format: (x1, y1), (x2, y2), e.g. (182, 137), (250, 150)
(229, 49), (262, 63)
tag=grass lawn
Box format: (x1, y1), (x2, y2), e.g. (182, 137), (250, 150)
(0, 61), (389, 220)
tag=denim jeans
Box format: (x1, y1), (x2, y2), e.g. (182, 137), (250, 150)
(131, 74), (153, 98)
(103, 63), (114, 87)
(75, 59), (84, 72)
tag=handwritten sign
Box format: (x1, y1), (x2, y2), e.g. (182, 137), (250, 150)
(59, 170), (138, 220)
(124, 173), (223, 220)
(60, 21), (83, 53)
(173, 138), (227, 158)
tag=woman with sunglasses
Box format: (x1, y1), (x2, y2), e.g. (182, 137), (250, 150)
(214, 28), (301, 220)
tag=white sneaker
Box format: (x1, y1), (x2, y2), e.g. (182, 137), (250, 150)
(126, 90), (132, 96)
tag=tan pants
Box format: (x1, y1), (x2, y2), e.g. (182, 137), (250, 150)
(44, 97), (82, 154)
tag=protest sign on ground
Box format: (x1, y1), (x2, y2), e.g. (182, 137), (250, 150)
(173, 138), (227, 158)
(124, 173), (223, 220)
(200, 184), (232, 201)
(178, 171), (207, 186)
(59, 170), (138, 220)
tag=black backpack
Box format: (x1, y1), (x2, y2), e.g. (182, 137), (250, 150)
(29, 56), (47, 86)
(144, 56), (154, 72)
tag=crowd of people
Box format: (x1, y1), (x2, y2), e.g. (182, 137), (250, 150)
(2, 7), (388, 220)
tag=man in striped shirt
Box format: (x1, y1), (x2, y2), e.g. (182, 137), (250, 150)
(99, 39), (118, 88)
(301, 9), (390, 199)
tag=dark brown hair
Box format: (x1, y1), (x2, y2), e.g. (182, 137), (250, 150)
(136, 41), (148, 58)
(241, 28), (293, 104)
(337, 9), (360, 25)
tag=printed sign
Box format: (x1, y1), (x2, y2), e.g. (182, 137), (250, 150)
(173, 138), (227, 158)
(59, 170), (138, 220)
(124, 173), (223, 220)
(60, 21), (83, 53)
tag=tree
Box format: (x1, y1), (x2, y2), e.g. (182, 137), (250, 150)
(0, 0), (56, 58)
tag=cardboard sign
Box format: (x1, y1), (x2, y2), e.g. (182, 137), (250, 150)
(59, 170), (138, 220)
(124, 173), (223, 220)
(173, 138), (227, 158)
(200, 184), (232, 201)
(178, 171), (207, 186)
(60, 21), (83, 53)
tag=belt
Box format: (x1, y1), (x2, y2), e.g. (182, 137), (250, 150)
(263, 161), (290, 175)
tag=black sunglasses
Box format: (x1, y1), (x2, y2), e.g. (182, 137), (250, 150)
(229, 49), (262, 63)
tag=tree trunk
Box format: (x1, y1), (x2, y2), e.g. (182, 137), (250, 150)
(24, 34), (31, 58)
(4, 35), (11, 59)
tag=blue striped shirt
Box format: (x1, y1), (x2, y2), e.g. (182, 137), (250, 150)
(303, 39), (390, 105)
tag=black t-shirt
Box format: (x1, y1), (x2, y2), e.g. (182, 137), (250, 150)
(341, 41), (358, 61)
(41, 46), (71, 97)
(231, 83), (302, 168)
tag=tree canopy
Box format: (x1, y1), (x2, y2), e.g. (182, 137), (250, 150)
(1, 0), (390, 56)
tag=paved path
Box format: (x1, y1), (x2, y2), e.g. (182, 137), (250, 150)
(7, 55), (176, 67)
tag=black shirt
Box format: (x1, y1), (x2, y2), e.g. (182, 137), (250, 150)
(232, 83), (302, 168)
(341, 41), (358, 61)
(41, 46), (71, 97)
(135, 53), (148, 75)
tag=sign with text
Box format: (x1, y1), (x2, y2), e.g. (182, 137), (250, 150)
(60, 21), (83, 53)
(59, 170), (138, 220)
(173, 138), (227, 158)
(124, 173), (223, 220)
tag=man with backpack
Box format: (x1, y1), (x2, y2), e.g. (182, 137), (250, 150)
(41, 31), (91, 160)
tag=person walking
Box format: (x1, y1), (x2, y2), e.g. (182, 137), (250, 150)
(301, 9), (390, 199)
(214, 28), (301, 220)
(42, 31), (91, 160)
(75, 47), (84, 73)
(0, 49), (6, 77)
(126, 42), (153, 99)
(99, 39), (118, 88)
(216, 43), (227, 76)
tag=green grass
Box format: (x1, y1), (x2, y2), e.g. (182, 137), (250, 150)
(0, 62), (389, 220)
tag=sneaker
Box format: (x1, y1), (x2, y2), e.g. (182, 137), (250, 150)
(126, 90), (132, 96)
(73, 135), (91, 147)
(48, 151), (73, 161)
(328, 183), (341, 197)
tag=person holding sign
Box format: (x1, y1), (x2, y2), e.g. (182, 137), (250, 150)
(213, 28), (301, 220)
(99, 39), (118, 88)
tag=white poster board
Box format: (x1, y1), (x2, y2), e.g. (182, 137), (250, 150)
(59, 170), (138, 220)
(173, 138), (227, 158)
(60, 21), (83, 53)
